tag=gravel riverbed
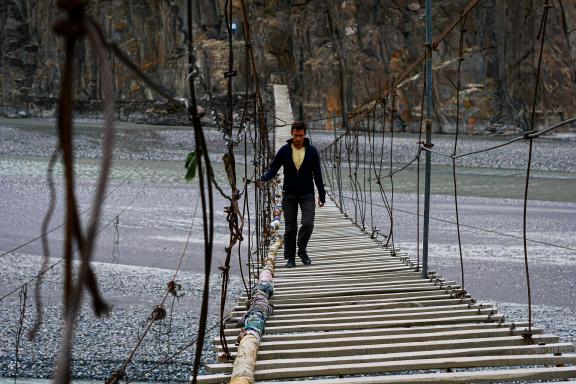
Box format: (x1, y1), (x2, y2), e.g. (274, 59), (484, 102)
(0, 254), (245, 381)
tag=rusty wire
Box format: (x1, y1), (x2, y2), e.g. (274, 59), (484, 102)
(29, 149), (59, 340)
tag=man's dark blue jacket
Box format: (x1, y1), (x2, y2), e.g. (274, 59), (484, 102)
(260, 138), (326, 203)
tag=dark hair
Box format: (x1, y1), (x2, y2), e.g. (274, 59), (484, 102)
(291, 120), (307, 133)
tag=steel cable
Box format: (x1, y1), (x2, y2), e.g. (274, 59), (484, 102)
(452, 14), (468, 292)
(522, 0), (552, 336)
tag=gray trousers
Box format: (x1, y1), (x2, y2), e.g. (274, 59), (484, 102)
(282, 193), (316, 260)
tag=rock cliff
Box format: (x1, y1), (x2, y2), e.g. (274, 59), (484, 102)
(1, 0), (575, 132)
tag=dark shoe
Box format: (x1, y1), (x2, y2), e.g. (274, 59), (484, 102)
(285, 259), (296, 268)
(299, 251), (312, 266)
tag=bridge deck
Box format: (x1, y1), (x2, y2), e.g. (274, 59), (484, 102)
(196, 202), (576, 383)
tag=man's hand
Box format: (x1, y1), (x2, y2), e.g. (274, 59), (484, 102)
(318, 199), (325, 208)
(255, 180), (265, 189)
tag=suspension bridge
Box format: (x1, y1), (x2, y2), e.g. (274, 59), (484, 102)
(1, 0), (575, 383)
(192, 85), (576, 383)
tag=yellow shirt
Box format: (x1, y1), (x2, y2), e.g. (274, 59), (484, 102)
(291, 144), (306, 170)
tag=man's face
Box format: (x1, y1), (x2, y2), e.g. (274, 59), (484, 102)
(291, 128), (306, 149)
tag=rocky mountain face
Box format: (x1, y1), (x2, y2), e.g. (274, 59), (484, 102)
(1, 0), (575, 133)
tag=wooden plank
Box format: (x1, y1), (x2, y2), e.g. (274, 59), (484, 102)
(306, 231), (373, 238)
(231, 334), (561, 360)
(265, 304), (491, 323)
(275, 260), (410, 274)
(267, 287), (458, 305)
(230, 300), (479, 318)
(273, 271), (422, 286)
(276, 247), (403, 255)
(289, 249), (398, 258)
(197, 365), (576, 384)
(260, 282), (459, 300)
(274, 280), (456, 297)
(205, 354), (576, 381)
(223, 313), (504, 336)
(207, 343), (575, 373)
(235, 292), (472, 311)
(217, 322), (532, 345)
(215, 326), (542, 352)
(253, 366), (576, 384)
(226, 308), (496, 329)
(274, 271), (420, 289)
(276, 255), (407, 267)
(285, 254), (409, 264)
(242, 282), (459, 303)
(274, 265), (413, 279)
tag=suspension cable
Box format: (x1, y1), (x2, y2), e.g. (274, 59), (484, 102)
(452, 14), (468, 292)
(522, 0), (552, 336)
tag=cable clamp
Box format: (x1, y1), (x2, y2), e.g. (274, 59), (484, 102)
(522, 329), (533, 340)
(167, 280), (183, 297)
(149, 305), (166, 322)
(421, 141), (434, 149)
(523, 129), (538, 139)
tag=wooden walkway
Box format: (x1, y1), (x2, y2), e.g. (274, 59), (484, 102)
(196, 202), (576, 383)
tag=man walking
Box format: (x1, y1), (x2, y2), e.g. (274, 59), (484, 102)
(259, 120), (325, 268)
